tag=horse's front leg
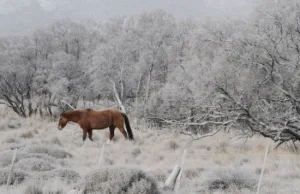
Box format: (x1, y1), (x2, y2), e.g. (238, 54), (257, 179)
(88, 130), (93, 141)
(82, 129), (88, 141)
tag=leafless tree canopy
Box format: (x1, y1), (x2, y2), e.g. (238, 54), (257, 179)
(1, 0), (300, 145)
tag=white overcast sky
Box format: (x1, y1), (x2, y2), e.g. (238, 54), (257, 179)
(0, 0), (257, 36)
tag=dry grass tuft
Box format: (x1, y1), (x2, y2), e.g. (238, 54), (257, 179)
(132, 147), (141, 157)
(204, 168), (258, 192)
(20, 131), (34, 139)
(215, 141), (229, 153)
(166, 139), (180, 151)
(50, 136), (62, 146)
(7, 120), (22, 130)
(239, 158), (251, 166)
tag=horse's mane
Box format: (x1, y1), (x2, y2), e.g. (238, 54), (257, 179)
(61, 109), (93, 117)
(61, 109), (82, 117)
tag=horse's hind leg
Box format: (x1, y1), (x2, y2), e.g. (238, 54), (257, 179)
(117, 125), (128, 139)
(88, 130), (93, 141)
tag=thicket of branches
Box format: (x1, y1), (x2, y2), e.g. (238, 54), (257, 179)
(1, 0), (300, 145)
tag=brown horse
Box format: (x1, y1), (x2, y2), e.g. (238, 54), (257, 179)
(57, 109), (134, 142)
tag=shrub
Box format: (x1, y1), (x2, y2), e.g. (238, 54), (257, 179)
(24, 146), (72, 159)
(0, 151), (18, 167)
(40, 169), (81, 184)
(150, 170), (167, 183)
(80, 167), (161, 194)
(205, 168), (258, 191)
(185, 168), (201, 179)
(24, 181), (66, 194)
(7, 119), (22, 129)
(15, 158), (55, 172)
(24, 185), (43, 194)
(0, 169), (27, 185)
(19, 153), (56, 163)
(255, 168), (269, 175)
(2, 137), (19, 144)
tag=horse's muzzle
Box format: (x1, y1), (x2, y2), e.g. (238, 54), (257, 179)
(58, 125), (63, 130)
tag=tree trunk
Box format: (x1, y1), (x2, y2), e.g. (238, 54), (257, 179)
(134, 74), (142, 125)
(110, 79), (126, 113)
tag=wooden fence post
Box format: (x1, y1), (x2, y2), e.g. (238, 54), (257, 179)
(98, 141), (110, 168)
(164, 165), (181, 190)
(256, 141), (270, 194)
(5, 148), (18, 190)
(175, 149), (187, 192)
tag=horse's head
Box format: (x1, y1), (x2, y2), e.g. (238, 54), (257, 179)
(58, 112), (68, 130)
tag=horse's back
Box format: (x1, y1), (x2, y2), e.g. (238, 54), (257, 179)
(84, 109), (122, 129)
(88, 109), (120, 115)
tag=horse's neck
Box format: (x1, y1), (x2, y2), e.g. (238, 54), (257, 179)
(65, 110), (81, 123)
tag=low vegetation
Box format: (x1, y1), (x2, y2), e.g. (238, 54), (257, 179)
(0, 105), (299, 194)
(204, 168), (258, 192)
(80, 167), (160, 194)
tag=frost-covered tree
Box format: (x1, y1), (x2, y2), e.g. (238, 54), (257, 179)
(178, 0), (300, 145)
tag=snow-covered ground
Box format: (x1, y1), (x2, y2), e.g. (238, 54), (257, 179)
(0, 104), (299, 194)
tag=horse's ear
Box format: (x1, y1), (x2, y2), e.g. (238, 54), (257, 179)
(60, 112), (66, 117)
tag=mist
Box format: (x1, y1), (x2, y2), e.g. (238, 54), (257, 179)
(0, 0), (256, 36)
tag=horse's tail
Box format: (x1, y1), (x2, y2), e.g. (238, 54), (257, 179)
(121, 113), (134, 140)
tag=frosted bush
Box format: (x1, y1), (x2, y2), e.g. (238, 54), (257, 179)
(0, 169), (27, 185)
(7, 119), (22, 129)
(15, 158), (55, 172)
(150, 170), (168, 183)
(2, 137), (19, 144)
(40, 169), (81, 184)
(19, 153), (57, 163)
(0, 151), (18, 167)
(204, 168), (258, 191)
(24, 185), (43, 194)
(23, 179), (69, 194)
(24, 146), (72, 159)
(80, 167), (161, 194)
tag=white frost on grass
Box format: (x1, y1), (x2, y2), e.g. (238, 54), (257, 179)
(0, 105), (300, 193)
